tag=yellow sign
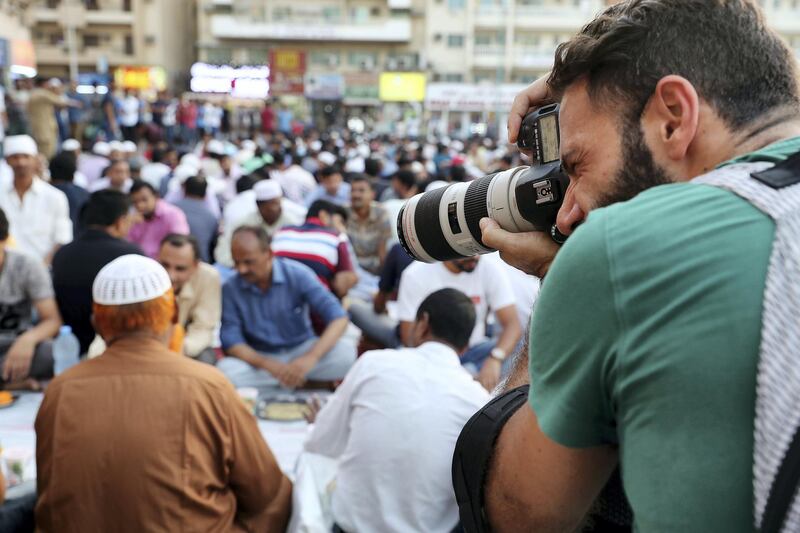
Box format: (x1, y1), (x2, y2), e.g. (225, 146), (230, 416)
(271, 50), (304, 72)
(379, 72), (426, 102)
(115, 66), (167, 91)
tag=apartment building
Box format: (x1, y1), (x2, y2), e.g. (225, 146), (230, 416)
(25, 0), (196, 89)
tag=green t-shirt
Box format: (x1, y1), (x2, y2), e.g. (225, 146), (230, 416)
(528, 136), (800, 531)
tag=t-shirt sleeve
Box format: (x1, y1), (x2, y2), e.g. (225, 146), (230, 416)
(395, 265), (424, 322)
(483, 259), (516, 311)
(528, 212), (620, 448)
(336, 238), (354, 273)
(24, 255), (55, 301)
(297, 264), (347, 324)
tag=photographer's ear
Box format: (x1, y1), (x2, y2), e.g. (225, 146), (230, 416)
(642, 75), (700, 162)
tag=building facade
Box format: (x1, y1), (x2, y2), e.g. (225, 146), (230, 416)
(25, 0), (196, 89)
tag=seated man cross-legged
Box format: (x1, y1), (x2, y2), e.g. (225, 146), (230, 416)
(305, 288), (490, 533)
(217, 226), (356, 389)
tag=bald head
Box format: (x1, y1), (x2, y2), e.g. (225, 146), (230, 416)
(231, 226), (272, 287)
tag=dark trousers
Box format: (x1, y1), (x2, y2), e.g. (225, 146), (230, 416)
(0, 339), (54, 385)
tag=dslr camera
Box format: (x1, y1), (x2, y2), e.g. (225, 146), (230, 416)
(398, 104), (568, 263)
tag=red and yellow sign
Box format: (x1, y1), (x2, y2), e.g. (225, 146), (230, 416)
(114, 66), (167, 91)
(269, 50), (306, 95)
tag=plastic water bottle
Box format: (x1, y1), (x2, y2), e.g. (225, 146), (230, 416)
(53, 325), (80, 376)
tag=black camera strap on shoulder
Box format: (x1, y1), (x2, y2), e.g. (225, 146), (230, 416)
(750, 149), (800, 189)
(452, 384), (530, 533)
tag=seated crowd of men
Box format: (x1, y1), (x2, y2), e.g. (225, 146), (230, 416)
(0, 131), (537, 531)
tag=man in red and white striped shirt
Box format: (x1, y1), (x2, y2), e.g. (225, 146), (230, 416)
(271, 200), (357, 300)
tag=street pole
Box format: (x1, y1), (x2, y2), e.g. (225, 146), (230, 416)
(66, 24), (79, 82)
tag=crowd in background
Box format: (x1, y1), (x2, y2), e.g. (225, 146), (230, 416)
(0, 74), (539, 379)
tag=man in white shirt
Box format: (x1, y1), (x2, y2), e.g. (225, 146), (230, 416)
(305, 288), (490, 533)
(214, 180), (304, 268)
(271, 154), (316, 205)
(397, 255), (521, 392)
(0, 135), (72, 264)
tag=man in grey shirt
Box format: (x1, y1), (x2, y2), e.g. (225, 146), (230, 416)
(172, 176), (218, 263)
(0, 208), (62, 388)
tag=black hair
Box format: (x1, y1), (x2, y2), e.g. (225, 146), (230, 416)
(307, 199), (348, 223)
(364, 158), (382, 178)
(160, 233), (201, 261)
(0, 207), (8, 241)
(232, 225), (271, 251)
(449, 165), (467, 182)
(319, 165), (341, 178)
(548, 0), (800, 131)
(81, 190), (131, 227)
(183, 176), (208, 198)
(236, 174), (257, 194)
(49, 151), (77, 183)
(416, 288), (476, 351)
(393, 170), (417, 190)
(349, 174), (372, 189)
(129, 180), (157, 196)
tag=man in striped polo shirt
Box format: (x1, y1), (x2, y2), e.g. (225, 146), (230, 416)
(271, 200), (358, 300)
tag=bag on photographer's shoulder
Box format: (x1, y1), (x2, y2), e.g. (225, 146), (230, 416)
(692, 150), (800, 533)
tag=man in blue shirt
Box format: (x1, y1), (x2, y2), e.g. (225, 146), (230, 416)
(305, 166), (351, 207)
(216, 225), (356, 389)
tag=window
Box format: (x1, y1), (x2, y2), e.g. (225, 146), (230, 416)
(206, 47), (233, 64)
(448, 0), (466, 9)
(49, 32), (64, 46)
(348, 52), (378, 68)
(350, 6), (370, 22)
(371, 6), (381, 16)
(123, 0), (132, 11)
(82, 34), (100, 48)
(444, 73), (464, 82)
(248, 48), (269, 64)
(310, 51), (340, 67)
(447, 34), (464, 47)
(124, 34), (134, 55)
(272, 7), (291, 21)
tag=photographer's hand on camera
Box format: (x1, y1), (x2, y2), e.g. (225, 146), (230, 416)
(507, 75), (552, 145)
(479, 218), (560, 278)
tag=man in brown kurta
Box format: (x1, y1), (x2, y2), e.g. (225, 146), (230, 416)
(34, 254), (291, 532)
(27, 79), (64, 161)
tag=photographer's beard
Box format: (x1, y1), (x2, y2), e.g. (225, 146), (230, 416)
(596, 121), (673, 209)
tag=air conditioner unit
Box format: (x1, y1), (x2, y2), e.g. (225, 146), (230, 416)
(328, 55), (338, 67)
(361, 58), (375, 70)
(387, 58), (398, 70)
(434, 33), (442, 42)
(145, 35), (156, 45)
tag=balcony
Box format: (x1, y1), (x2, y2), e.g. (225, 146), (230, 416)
(30, 2), (134, 27)
(473, 45), (506, 68)
(34, 43), (134, 66)
(209, 14), (412, 43)
(513, 5), (599, 30)
(473, 6), (507, 27)
(513, 47), (555, 69)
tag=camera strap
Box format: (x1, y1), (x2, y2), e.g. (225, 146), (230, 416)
(452, 385), (529, 533)
(693, 151), (800, 533)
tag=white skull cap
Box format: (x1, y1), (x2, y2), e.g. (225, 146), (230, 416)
(93, 141), (111, 156)
(180, 153), (202, 170)
(254, 179), (283, 201)
(61, 138), (81, 152)
(173, 164), (197, 183)
(122, 140), (137, 153)
(4, 135), (38, 157)
(92, 254), (172, 306)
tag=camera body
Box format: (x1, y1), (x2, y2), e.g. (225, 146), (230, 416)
(398, 104), (568, 263)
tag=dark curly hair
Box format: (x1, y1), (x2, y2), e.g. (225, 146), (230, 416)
(548, 0), (800, 129)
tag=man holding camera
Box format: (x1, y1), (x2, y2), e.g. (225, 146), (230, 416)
(471, 1), (800, 531)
